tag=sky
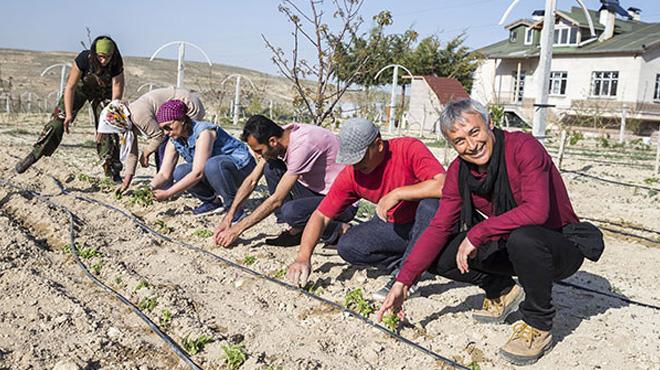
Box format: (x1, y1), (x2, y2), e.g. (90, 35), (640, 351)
(1, 0), (659, 76)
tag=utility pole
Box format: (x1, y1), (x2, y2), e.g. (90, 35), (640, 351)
(374, 64), (413, 134)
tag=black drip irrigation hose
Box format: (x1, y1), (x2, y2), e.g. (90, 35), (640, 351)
(72, 193), (470, 370)
(581, 217), (660, 236)
(555, 281), (660, 310)
(0, 179), (202, 370)
(562, 169), (660, 193)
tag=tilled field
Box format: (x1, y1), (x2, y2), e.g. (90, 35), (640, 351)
(0, 117), (658, 370)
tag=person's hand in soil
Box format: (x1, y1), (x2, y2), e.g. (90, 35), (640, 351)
(63, 114), (74, 134)
(215, 225), (241, 248)
(116, 174), (133, 195)
(376, 281), (408, 322)
(213, 217), (235, 247)
(139, 151), (153, 168)
(376, 190), (400, 221)
(153, 189), (171, 201)
(286, 258), (311, 287)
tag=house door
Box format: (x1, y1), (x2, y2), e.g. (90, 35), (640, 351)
(512, 71), (526, 103)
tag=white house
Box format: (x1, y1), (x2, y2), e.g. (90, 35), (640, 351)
(471, 5), (660, 133)
(407, 75), (469, 134)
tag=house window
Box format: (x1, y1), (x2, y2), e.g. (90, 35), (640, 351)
(591, 71), (619, 97)
(654, 74), (660, 100)
(509, 30), (517, 42)
(524, 27), (534, 45)
(553, 25), (579, 46)
(549, 71), (568, 95)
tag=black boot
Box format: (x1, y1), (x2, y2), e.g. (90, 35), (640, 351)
(15, 153), (38, 174)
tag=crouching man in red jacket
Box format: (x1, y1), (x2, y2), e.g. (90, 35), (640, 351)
(377, 99), (604, 365)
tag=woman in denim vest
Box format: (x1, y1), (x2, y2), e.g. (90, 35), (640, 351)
(150, 100), (256, 217)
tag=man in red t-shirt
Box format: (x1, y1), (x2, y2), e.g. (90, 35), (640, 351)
(377, 99), (604, 366)
(286, 118), (446, 300)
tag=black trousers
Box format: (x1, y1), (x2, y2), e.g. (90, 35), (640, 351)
(429, 225), (584, 331)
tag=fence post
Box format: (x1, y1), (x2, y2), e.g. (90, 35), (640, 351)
(558, 129), (568, 170)
(619, 105), (627, 144)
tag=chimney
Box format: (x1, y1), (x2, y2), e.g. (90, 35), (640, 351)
(628, 7), (641, 21)
(531, 10), (544, 22)
(599, 7), (616, 41)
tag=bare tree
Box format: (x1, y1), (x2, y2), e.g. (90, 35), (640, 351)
(262, 0), (386, 126)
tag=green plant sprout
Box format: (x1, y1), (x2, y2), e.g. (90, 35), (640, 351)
(271, 268), (286, 279)
(90, 261), (103, 275)
(221, 343), (248, 370)
(343, 288), (375, 317)
(243, 255), (256, 265)
(303, 281), (323, 295)
(139, 296), (158, 312)
(193, 228), (213, 238)
(182, 334), (213, 355)
(154, 219), (173, 234)
(128, 186), (154, 207)
(160, 308), (172, 328)
(467, 361), (481, 370)
(79, 246), (101, 259)
(134, 279), (150, 292)
(381, 312), (400, 332)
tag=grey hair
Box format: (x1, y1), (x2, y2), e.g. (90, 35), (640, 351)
(439, 99), (489, 139)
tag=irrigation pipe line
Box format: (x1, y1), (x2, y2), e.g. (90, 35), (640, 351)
(72, 193), (470, 370)
(0, 179), (203, 370)
(580, 217), (660, 235)
(562, 169), (660, 192)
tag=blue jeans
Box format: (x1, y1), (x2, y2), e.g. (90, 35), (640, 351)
(264, 158), (356, 242)
(173, 155), (256, 208)
(336, 198), (439, 271)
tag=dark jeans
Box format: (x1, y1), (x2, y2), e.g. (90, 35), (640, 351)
(155, 137), (169, 172)
(429, 225), (584, 331)
(336, 198), (439, 272)
(263, 158), (357, 242)
(173, 155), (256, 208)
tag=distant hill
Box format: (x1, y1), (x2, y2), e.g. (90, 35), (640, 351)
(0, 48), (298, 115)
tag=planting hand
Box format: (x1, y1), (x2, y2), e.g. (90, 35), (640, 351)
(63, 114), (74, 134)
(286, 259), (311, 287)
(213, 216), (232, 242)
(456, 236), (477, 274)
(215, 226), (241, 248)
(139, 151), (153, 168)
(376, 190), (400, 222)
(153, 189), (171, 201)
(376, 281), (407, 322)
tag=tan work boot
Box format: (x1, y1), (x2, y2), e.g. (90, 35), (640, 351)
(472, 284), (524, 323)
(499, 321), (553, 365)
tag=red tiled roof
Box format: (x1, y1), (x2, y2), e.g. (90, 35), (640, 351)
(422, 76), (469, 105)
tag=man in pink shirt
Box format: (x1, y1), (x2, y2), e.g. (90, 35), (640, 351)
(286, 118), (446, 300)
(214, 115), (356, 247)
(377, 99), (604, 365)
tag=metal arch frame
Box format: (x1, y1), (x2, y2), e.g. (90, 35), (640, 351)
(40, 63), (72, 101)
(136, 82), (172, 94)
(39, 63), (72, 77)
(221, 74), (257, 90)
(149, 41), (213, 66)
(374, 64), (413, 81)
(20, 92), (42, 113)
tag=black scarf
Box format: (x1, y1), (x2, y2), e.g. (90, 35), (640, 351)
(458, 128), (517, 231)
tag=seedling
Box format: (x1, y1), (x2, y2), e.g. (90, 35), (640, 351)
(303, 281), (323, 295)
(62, 243), (73, 254)
(98, 177), (115, 192)
(79, 246), (101, 259)
(154, 219), (173, 234)
(114, 276), (123, 285)
(128, 186), (154, 207)
(243, 255), (256, 265)
(643, 177), (659, 185)
(381, 312), (400, 332)
(344, 288), (375, 317)
(221, 343), (247, 370)
(265, 366), (283, 370)
(90, 261), (103, 275)
(182, 334), (213, 355)
(134, 279), (150, 292)
(139, 296), (158, 312)
(467, 362), (481, 370)
(271, 268), (286, 279)
(160, 308), (172, 328)
(193, 228), (213, 238)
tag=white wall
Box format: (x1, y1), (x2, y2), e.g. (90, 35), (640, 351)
(408, 78), (441, 133)
(638, 46), (660, 103)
